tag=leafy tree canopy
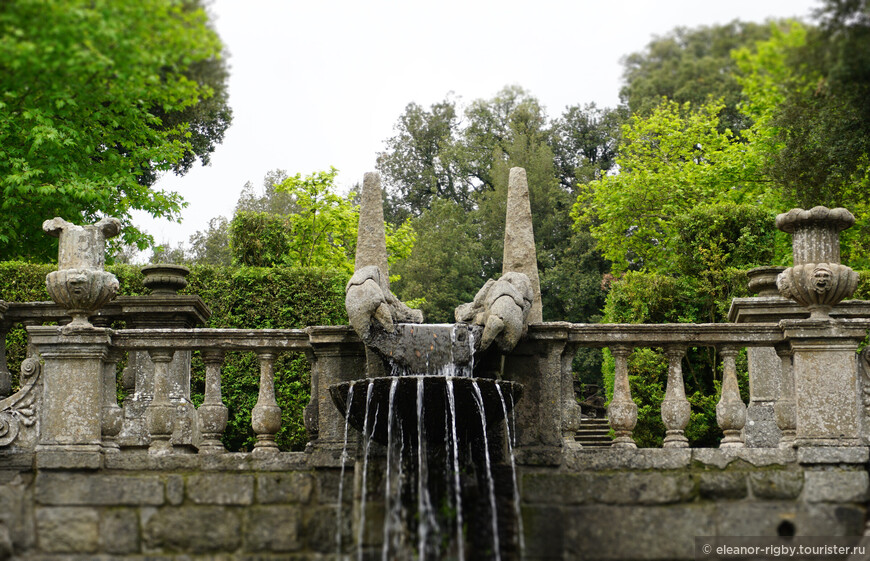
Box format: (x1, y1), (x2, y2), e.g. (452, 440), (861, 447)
(230, 168), (416, 274)
(0, 0), (231, 261)
(620, 20), (776, 133)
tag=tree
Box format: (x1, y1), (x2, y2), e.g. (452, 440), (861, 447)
(573, 99), (773, 273)
(230, 168), (416, 273)
(549, 104), (623, 189)
(235, 169), (297, 215)
(188, 216), (231, 266)
(620, 21), (774, 134)
(0, 0), (231, 261)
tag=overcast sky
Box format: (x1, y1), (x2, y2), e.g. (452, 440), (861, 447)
(134, 0), (821, 252)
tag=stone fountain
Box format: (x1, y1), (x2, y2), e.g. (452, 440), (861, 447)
(334, 169), (538, 560)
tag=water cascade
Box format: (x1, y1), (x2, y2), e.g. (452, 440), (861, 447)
(335, 170), (539, 559)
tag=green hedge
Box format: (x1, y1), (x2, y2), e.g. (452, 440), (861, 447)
(0, 262), (349, 451)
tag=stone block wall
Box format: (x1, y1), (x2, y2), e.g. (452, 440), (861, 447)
(521, 447), (869, 561)
(0, 452), (353, 560)
(1, 448), (867, 560)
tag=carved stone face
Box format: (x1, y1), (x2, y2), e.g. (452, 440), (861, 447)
(811, 265), (834, 294)
(68, 272), (89, 297)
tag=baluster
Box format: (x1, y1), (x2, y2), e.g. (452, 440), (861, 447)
(147, 348), (175, 455)
(716, 346), (746, 448)
(661, 345), (690, 448)
(0, 322), (11, 399)
(198, 349), (228, 454)
(608, 345), (637, 448)
(101, 348), (123, 453)
(774, 343), (796, 448)
(252, 350), (282, 457)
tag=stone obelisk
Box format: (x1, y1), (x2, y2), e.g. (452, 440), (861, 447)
(354, 172), (390, 281)
(502, 167), (543, 323)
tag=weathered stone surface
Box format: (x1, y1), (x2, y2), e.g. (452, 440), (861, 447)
(354, 172), (390, 279)
(187, 473), (254, 505)
(522, 505), (565, 560)
(143, 506), (241, 552)
(256, 472), (314, 504)
(796, 503), (866, 535)
(748, 470), (804, 500)
(797, 445), (869, 464)
(565, 448), (692, 471)
(99, 508), (139, 554)
(698, 471), (748, 499)
(315, 468), (353, 505)
(36, 507), (99, 553)
(455, 272), (533, 353)
(35, 473), (163, 506)
(565, 504), (715, 560)
(522, 473), (596, 505)
(302, 505), (352, 554)
(745, 401), (782, 448)
(692, 447), (794, 469)
(598, 472), (696, 505)
(502, 167), (542, 323)
(803, 470), (869, 503)
(165, 474), (183, 506)
(714, 501), (799, 536)
(34, 448), (101, 470)
(244, 506), (301, 552)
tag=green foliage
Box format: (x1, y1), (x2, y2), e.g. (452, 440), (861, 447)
(574, 99), (774, 274)
(382, 87), (615, 324)
(0, 262), (348, 452)
(620, 21), (775, 134)
(0, 0), (231, 260)
(230, 168), (416, 274)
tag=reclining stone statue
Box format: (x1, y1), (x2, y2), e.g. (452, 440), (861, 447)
(455, 271), (533, 352)
(345, 264), (423, 344)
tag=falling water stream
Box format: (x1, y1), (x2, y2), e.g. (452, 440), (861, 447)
(334, 324), (523, 560)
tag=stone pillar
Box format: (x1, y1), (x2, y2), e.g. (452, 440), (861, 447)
(306, 327), (367, 465)
(198, 349), (228, 454)
(774, 343), (796, 448)
(502, 167), (543, 323)
(29, 326), (112, 469)
(560, 341), (582, 446)
(251, 350), (281, 457)
(741, 267), (786, 447)
(661, 345), (690, 448)
(716, 346), (746, 448)
(781, 319), (867, 447)
(502, 324), (566, 465)
(608, 345), (637, 449)
(100, 348), (123, 453)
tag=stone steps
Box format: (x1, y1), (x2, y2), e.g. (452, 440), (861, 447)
(575, 418), (613, 448)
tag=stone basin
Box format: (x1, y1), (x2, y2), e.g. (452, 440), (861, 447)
(329, 376), (522, 446)
(366, 323), (483, 375)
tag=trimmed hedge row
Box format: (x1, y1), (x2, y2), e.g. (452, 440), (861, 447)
(0, 262), (349, 451)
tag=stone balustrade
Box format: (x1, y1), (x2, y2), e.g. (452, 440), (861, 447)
(4, 315), (869, 465)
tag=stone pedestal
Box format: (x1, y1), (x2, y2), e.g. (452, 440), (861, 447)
(781, 319), (869, 447)
(503, 324), (566, 465)
(306, 326), (367, 465)
(29, 326), (112, 469)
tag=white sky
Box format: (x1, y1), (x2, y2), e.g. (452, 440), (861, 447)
(134, 0), (821, 251)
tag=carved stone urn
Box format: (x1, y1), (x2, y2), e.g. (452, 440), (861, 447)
(43, 217), (122, 328)
(142, 264), (189, 294)
(775, 207), (859, 318)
